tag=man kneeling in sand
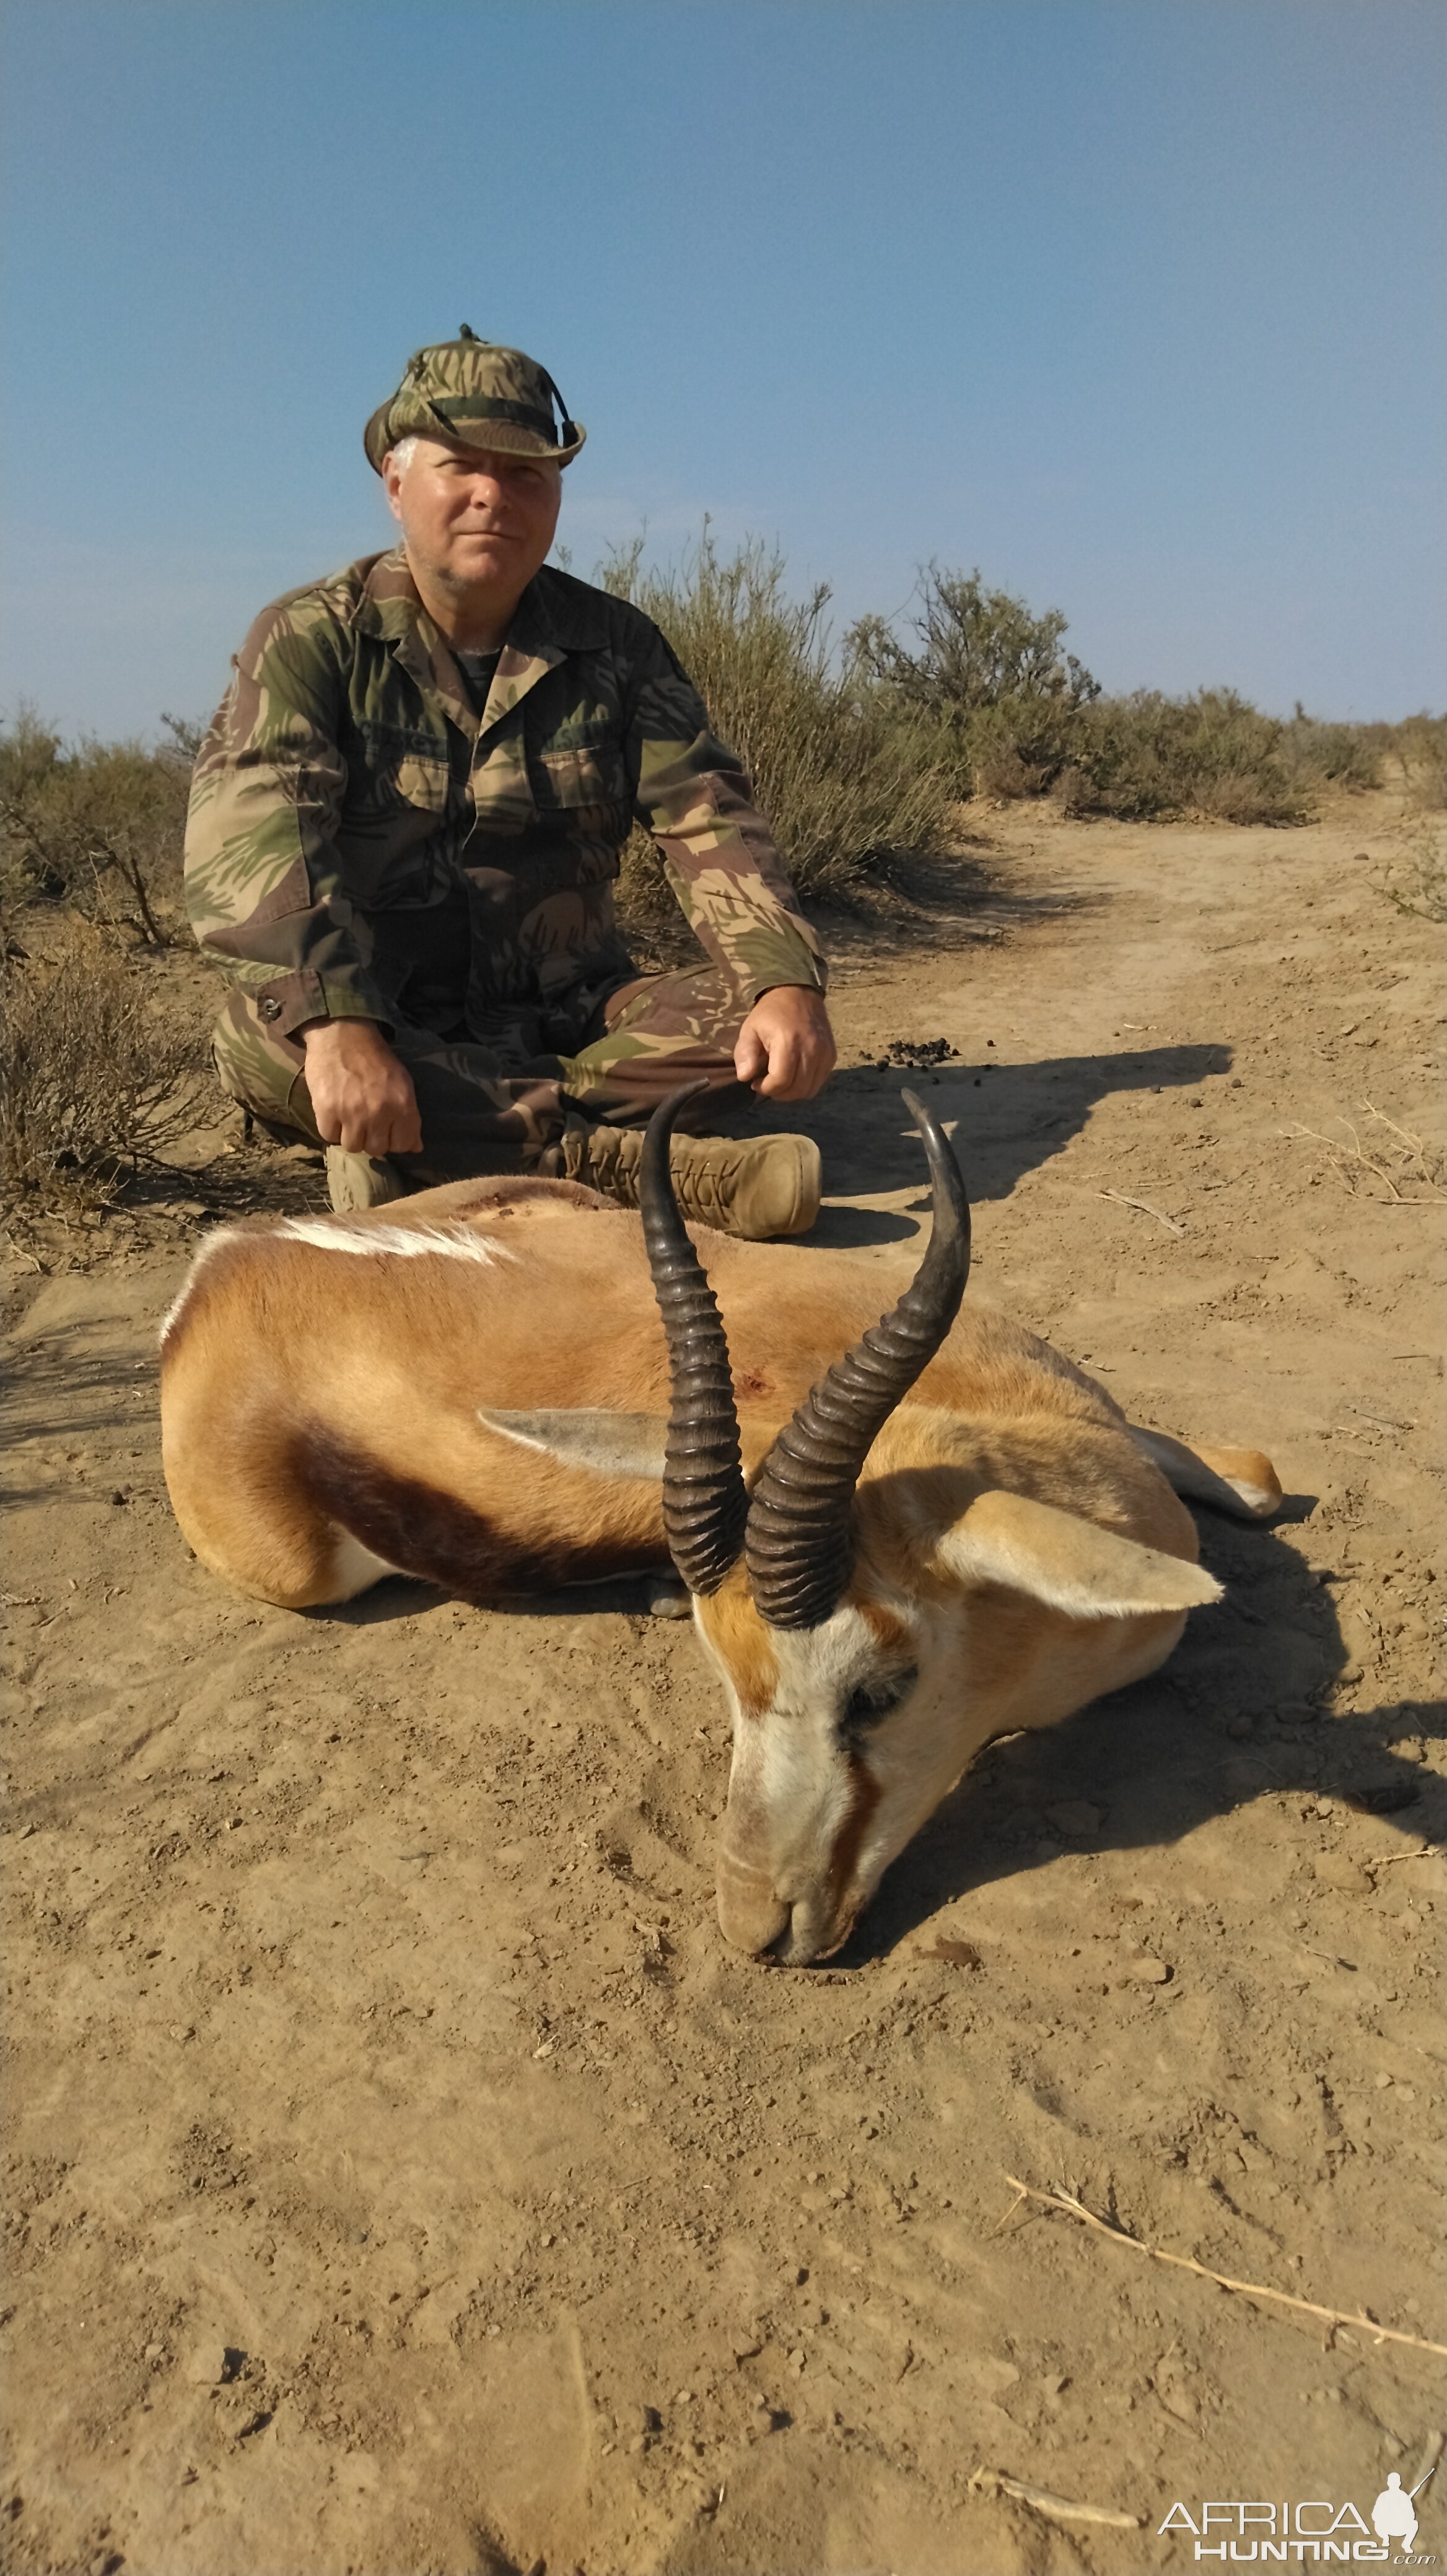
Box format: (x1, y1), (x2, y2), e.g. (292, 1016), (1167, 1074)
(185, 329), (835, 1235)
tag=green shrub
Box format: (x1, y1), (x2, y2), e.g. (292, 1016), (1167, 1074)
(1057, 689), (1308, 824)
(1059, 692), (1399, 824)
(0, 708), (195, 942)
(853, 568), (1405, 822)
(849, 565), (1101, 796)
(600, 530), (954, 910)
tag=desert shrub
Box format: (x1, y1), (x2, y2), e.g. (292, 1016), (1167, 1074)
(0, 709), (196, 943)
(849, 565), (1101, 796)
(1372, 807), (1446, 923)
(0, 915), (212, 1209)
(600, 531), (953, 910)
(1058, 689), (1312, 824)
(1277, 708), (1381, 794)
(853, 570), (1399, 821)
(1386, 712), (1447, 811)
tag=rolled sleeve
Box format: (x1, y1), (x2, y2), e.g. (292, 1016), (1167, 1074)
(625, 633), (828, 1007)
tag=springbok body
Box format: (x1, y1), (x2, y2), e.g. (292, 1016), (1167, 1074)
(160, 1097), (1280, 1963)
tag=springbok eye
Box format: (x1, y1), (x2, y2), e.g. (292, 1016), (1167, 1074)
(843, 1668), (917, 1730)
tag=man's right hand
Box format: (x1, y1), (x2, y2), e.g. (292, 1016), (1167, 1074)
(299, 1018), (422, 1156)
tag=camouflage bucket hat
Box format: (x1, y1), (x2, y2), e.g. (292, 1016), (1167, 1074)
(364, 326), (586, 472)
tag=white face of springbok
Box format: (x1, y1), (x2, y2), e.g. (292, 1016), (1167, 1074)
(487, 1087), (1222, 1967)
(691, 1462), (1219, 1965)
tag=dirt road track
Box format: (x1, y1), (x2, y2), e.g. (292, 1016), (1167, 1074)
(3, 796), (1443, 2575)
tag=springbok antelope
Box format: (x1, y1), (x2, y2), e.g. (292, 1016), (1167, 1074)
(160, 1088), (1280, 1964)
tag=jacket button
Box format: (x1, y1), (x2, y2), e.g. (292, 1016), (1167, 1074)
(258, 997), (281, 1022)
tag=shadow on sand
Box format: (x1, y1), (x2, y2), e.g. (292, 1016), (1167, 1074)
(781, 1044), (1232, 1225)
(323, 1490), (1443, 1956)
(837, 1496), (1443, 1965)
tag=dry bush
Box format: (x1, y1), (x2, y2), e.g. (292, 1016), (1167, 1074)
(850, 565), (1099, 798)
(854, 570), (1403, 824)
(0, 708), (196, 944)
(1059, 689), (1311, 824)
(1285, 1102), (1444, 1204)
(1373, 816), (1447, 924)
(1, 915), (212, 1211)
(1391, 713), (1447, 812)
(601, 531), (953, 912)
(1278, 709), (1381, 794)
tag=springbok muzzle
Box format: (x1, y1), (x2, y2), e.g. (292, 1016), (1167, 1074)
(714, 1846), (790, 1956)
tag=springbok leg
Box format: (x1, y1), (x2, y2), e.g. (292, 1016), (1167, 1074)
(1129, 1424), (1283, 1520)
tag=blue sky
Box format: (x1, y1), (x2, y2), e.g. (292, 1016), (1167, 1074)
(2, 0), (1443, 738)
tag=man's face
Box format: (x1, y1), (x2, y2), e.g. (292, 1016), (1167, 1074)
(383, 435), (562, 602)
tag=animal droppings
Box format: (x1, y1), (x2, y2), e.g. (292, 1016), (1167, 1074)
(883, 1035), (957, 1068)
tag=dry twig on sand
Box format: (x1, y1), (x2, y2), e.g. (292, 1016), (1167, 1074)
(1000, 2177), (1447, 2359)
(1371, 819), (1446, 925)
(968, 2466), (1141, 2530)
(1283, 1103), (1445, 1204)
(1095, 1189), (1186, 1235)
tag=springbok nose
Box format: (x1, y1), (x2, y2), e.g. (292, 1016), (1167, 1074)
(715, 1848), (789, 1956)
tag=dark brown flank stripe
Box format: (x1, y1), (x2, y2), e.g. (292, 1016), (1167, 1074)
(296, 1427), (649, 1601)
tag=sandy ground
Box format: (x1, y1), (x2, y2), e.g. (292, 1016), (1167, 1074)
(2, 795), (1444, 2576)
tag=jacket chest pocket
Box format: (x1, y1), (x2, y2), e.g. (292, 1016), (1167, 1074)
(349, 723), (453, 819)
(531, 739), (629, 814)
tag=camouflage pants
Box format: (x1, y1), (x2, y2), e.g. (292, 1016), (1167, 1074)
(210, 965), (754, 1180)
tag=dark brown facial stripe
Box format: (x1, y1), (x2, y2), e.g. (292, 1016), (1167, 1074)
(828, 1754), (884, 1918)
(296, 1428), (645, 1601)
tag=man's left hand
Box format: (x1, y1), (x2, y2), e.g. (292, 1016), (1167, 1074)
(733, 985), (837, 1102)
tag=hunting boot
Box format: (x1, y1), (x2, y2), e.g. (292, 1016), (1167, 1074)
(556, 1120), (821, 1240)
(325, 1147), (408, 1212)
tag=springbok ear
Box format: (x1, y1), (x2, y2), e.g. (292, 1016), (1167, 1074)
(935, 1489), (1223, 1617)
(479, 1406), (667, 1482)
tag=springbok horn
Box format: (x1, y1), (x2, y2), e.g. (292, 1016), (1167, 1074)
(639, 1081), (748, 1594)
(743, 1089), (970, 1629)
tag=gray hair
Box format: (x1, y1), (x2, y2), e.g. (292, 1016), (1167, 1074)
(387, 434), (420, 474)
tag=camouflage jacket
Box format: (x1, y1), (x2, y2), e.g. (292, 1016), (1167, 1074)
(185, 549), (826, 1040)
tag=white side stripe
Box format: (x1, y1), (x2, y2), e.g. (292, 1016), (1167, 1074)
(157, 1226), (241, 1343)
(159, 1213), (517, 1347)
(275, 1218), (518, 1266)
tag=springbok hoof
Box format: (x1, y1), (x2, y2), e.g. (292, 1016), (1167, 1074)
(643, 1575), (691, 1619)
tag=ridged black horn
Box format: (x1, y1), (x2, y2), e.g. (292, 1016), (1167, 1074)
(640, 1082), (748, 1595)
(743, 1089), (970, 1629)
